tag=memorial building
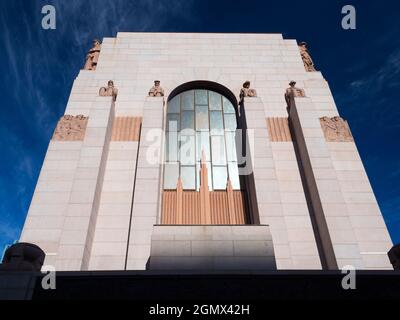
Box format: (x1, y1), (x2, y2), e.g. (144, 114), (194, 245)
(19, 32), (393, 271)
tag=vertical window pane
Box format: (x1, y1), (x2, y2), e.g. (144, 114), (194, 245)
(223, 97), (235, 114)
(212, 166), (228, 190)
(180, 135), (195, 165)
(209, 91), (222, 110)
(167, 114), (180, 131)
(195, 90), (208, 105)
(196, 105), (209, 130)
(168, 96), (180, 113)
(196, 162), (212, 191)
(228, 162), (240, 190)
(211, 135), (226, 165)
(210, 111), (223, 131)
(166, 131), (178, 162)
(181, 111), (194, 131)
(224, 114), (237, 131)
(181, 166), (196, 190)
(182, 90), (194, 110)
(225, 131), (238, 162)
(164, 163), (179, 189)
(196, 131), (210, 162)
(164, 90), (241, 194)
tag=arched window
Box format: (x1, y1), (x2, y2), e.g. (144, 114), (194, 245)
(164, 89), (241, 191)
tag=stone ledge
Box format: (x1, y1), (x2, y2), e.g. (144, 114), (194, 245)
(149, 225), (276, 271)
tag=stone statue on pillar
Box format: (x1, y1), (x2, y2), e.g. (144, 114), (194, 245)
(239, 81), (257, 102)
(285, 81), (306, 106)
(148, 80), (165, 97)
(84, 39), (101, 71)
(99, 80), (118, 101)
(299, 42), (316, 72)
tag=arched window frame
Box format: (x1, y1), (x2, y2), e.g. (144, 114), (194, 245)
(164, 86), (241, 191)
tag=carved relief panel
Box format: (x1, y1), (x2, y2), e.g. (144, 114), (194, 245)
(52, 115), (89, 141)
(320, 116), (354, 142)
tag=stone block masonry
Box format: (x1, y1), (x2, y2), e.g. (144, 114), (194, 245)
(19, 32), (393, 271)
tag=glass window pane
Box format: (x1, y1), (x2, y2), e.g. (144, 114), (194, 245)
(168, 96), (180, 113)
(224, 114), (237, 131)
(165, 131), (178, 162)
(181, 111), (194, 131)
(195, 90), (208, 105)
(223, 97), (235, 114)
(212, 166), (228, 190)
(210, 111), (223, 131)
(167, 114), (180, 131)
(196, 105), (209, 130)
(211, 135), (226, 165)
(181, 166), (196, 190)
(182, 90), (194, 110)
(196, 131), (210, 162)
(164, 162), (179, 189)
(180, 135), (195, 165)
(209, 91), (222, 110)
(196, 161), (212, 191)
(228, 162), (240, 190)
(225, 131), (238, 162)
(165, 90), (242, 193)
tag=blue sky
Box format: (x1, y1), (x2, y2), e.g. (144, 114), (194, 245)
(0, 0), (399, 253)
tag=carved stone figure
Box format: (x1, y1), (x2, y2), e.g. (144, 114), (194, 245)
(99, 80), (118, 101)
(148, 80), (165, 97)
(299, 42), (316, 72)
(52, 115), (89, 141)
(84, 39), (101, 71)
(285, 81), (306, 106)
(320, 116), (354, 142)
(239, 81), (257, 101)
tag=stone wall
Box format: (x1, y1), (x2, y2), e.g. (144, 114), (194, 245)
(20, 32), (392, 270)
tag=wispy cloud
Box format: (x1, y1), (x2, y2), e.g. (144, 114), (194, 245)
(349, 49), (400, 98)
(0, 0), (196, 253)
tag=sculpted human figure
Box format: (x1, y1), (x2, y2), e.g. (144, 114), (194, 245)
(99, 80), (118, 101)
(299, 42), (316, 72)
(285, 81), (305, 106)
(84, 39), (101, 71)
(148, 80), (165, 97)
(239, 81), (257, 102)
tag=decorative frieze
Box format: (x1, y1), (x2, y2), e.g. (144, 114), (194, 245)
(52, 115), (88, 141)
(162, 152), (247, 225)
(199, 150), (211, 224)
(266, 117), (292, 142)
(162, 189), (246, 225)
(320, 116), (354, 142)
(111, 117), (142, 141)
(299, 41), (316, 72)
(83, 39), (101, 71)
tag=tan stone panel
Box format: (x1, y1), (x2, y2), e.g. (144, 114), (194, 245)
(111, 117), (142, 141)
(162, 190), (247, 225)
(52, 115), (89, 141)
(266, 117), (292, 142)
(320, 116), (353, 142)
